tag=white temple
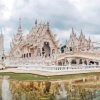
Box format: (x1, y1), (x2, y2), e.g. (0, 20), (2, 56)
(3, 19), (100, 73)
(8, 19), (59, 66)
(66, 28), (93, 52)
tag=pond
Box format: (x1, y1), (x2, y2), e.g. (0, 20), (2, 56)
(0, 76), (100, 100)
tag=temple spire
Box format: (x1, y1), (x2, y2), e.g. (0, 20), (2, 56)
(89, 36), (91, 42)
(71, 27), (76, 37)
(47, 21), (50, 31)
(47, 21), (49, 26)
(1, 29), (2, 35)
(0, 29), (4, 58)
(17, 18), (22, 34)
(18, 18), (21, 29)
(80, 29), (84, 36)
(79, 29), (84, 39)
(81, 29), (83, 34)
(0, 29), (3, 38)
(35, 19), (37, 26)
(72, 27), (74, 34)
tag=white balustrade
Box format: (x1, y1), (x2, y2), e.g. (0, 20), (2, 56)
(4, 56), (100, 73)
(6, 62), (100, 72)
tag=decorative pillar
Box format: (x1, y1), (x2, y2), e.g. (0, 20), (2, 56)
(82, 59), (85, 66)
(50, 45), (52, 57)
(76, 59), (80, 65)
(56, 60), (58, 65)
(67, 58), (72, 67)
(41, 48), (43, 57)
(50, 48), (52, 56)
(64, 58), (67, 65)
(61, 60), (63, 66)
(87, 59), (90, 65)
(99, 62), (100, 65)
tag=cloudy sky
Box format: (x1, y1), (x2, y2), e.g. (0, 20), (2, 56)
(0, 0), (100, 52)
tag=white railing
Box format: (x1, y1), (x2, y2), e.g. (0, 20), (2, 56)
(15, 64), (100, 72)
(4, 57), (100, 72)
(4, 57), (55, 67)
(57, 51), (100, 61)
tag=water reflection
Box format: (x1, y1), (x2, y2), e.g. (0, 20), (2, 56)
(0, 76), (100, 100)
(56, 82), (67, 100)
(2, 78), (12, 100)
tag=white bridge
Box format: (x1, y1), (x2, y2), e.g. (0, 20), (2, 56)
(56, 51), (100, 66)
(57, 52), (100, 61)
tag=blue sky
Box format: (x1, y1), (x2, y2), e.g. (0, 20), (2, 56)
(0, 0), (100, 52)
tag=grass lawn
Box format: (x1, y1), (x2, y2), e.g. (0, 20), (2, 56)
(0, 72), (100, 80)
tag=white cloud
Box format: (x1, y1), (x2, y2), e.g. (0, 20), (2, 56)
(0, 0), (99, 51)
(0, 0), (14, 21)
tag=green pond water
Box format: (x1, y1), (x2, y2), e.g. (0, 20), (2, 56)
(0, 76), (100, 100)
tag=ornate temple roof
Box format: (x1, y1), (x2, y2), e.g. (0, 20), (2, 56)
(26, 21), (59, 48)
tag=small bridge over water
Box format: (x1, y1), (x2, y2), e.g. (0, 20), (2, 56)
(56, 51), (100, 66)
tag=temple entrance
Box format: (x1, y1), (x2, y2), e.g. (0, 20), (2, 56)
(84, 60), (87, 65)
(42, 42), (51, 57)
(79, 59), (82, 64)
(89, 61), (94, 65)
(70, 47), (72, 51)
(71, 59), (76, 64)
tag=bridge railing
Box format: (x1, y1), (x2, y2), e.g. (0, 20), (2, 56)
(57, 51), (100, 60)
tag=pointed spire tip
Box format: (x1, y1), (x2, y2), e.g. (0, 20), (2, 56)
(18, 18), (22, 29)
